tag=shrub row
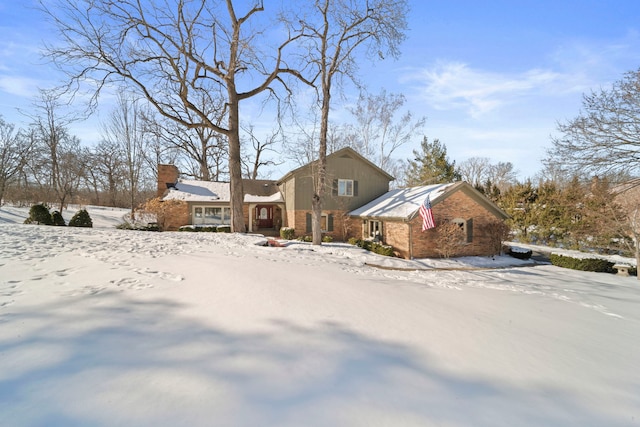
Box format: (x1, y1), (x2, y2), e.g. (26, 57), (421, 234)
(24, 204), (92, 228)
(348, 237), (394, 257)
(116, 222), (160, 232)
(177, 225), (231, 233)
(297, 234), (333, 243)
(549, 253), (614, 273)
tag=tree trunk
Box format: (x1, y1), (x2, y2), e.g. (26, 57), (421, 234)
(312, 86), (331, 245)
(228, 90), (245, 233)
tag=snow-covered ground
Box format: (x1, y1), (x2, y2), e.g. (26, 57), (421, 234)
(0, 205), (639, 426)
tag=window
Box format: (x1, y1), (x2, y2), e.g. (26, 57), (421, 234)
(367, 220), (382, 241)
(452, 218), (473, 243)
(193, 206), (230, 224)
(338, 179), (354, 196)
(306, 212), (334, 232)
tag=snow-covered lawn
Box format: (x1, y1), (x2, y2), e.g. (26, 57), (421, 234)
(0, 206), (639, 426)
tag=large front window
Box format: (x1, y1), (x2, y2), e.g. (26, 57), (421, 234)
(193, 206), (230, 224)
(338, 179), (354, 196)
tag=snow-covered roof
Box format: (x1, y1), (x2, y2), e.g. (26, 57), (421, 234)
(163, 180), (230, 202)
(162, 179), (284, 203)
(349, 183), (457, 219)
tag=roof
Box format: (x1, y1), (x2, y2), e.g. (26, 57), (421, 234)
(349, 183), (456, 219)
(162, 179), (284, 204)
(277, 147), (395, 184)
(349, 181), (509, 220)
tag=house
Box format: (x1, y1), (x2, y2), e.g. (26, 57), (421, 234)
(277, 147), (394, 239)
(349, 182), (509, 259)
(157, 164), (285, 233)
(156, 147), (393, 237)
(156, 150), (509, 259)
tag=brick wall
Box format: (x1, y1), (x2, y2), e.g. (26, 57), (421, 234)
(408, 191), (503, 259)
(287, 209), (356, 241)
(157, 164), (180, 198)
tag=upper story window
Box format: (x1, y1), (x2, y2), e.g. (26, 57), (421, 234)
(338, 179), (354, 197)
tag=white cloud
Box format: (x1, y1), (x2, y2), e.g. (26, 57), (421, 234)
(0, 75), (41, 98)
(401, 61), (565, 119)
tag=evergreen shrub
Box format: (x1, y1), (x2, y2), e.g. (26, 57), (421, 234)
(69, 209), (93, 228)
(25, 204), (53, 225)
(51, 211), (66, 226)
(280, 227), (295, 240)
(178, 225), (217, 232)
(549, 253), (614, 273)
(348, 238), (394, 257)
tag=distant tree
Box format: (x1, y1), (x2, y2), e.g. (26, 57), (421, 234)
(457, 157), (491, 187)
(457, 157), (517, 193)
(86, 140), (126, 207)
(100, 92), (147, 217)
(343, 88), (425, 171)
(0, 116), (32, 204)
(28, 90), (84, 212)
(405, 137), (460, 186)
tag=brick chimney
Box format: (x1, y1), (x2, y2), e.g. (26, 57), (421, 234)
(157, 164), (180, 197)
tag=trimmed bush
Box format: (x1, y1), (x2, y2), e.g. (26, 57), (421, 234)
(348, 238), (394, 257)
(51, 210), (66, 226)
(322, 235), (333, 243)
(24, 204), (53, 225)
(280, 227), (295, 240)
(550, 253), (614, 273)
(217, 225), (231, 233)
(69, 209), (93, 228)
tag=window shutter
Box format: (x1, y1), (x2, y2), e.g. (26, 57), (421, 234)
(353, 180), (358, 196)
(306, 213), (312, 233)
(328, 214), (334, 232)
(466, 218), (473, 242)
(332, 179), (338, 196)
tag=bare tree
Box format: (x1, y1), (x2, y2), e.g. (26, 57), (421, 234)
(86, 140), (126, 207)
(241, 125), (282, 179)
(457, 157), (492, 187)
(288, 0), (408, 245)
(457, 157), (517, 192)
(41, 0), (311, 232)
(546, 68), (640, 178)
(0, 117), (33, 204)
(344, 88), (425, 171)
(28, 90), (84, 211)
(100, 92), (148, 216)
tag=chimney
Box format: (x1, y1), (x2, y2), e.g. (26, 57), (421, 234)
(157, 164), (180, 198)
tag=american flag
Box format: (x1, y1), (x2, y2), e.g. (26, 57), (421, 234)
(419, 195), (436, 231)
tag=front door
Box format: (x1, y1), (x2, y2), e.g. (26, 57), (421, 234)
(255, 205), (273, 228)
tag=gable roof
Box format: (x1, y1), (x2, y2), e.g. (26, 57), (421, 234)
(349, 181), (508, 220)
(277, 147), (395, 184)
(162, 179), (284, 204)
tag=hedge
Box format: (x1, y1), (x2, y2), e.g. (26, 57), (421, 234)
(549, 253), (614, 273)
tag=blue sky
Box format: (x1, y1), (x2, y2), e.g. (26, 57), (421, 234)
(2, 1), (640, 179)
